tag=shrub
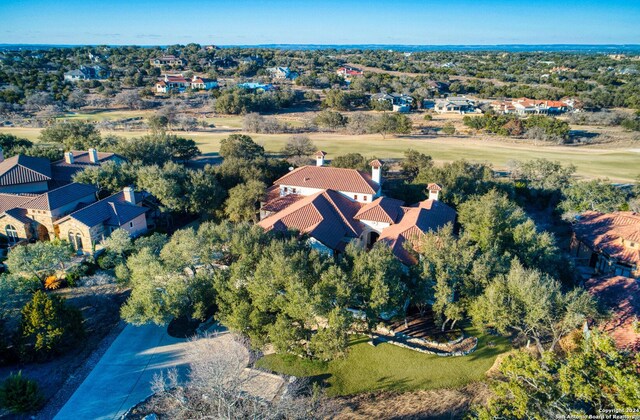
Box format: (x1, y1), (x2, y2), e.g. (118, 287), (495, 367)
(0, 371), (44, 413)
(423, 114), (433, 121)
(19, 291), (84, 359)
(441, 122), (456, 135)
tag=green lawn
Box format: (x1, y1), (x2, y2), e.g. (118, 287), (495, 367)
(255, 327), (510, 396)
(2, 125), (639, 182)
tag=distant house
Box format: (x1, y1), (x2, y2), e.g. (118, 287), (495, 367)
(0, 182), (98, 244)
(237, 82), (275, 93)
(64, 65), (108, 82)
(156, 74), (218, 93)
(571, 211), (640, 279)
(266, 67), (298, 81)
(336, 66), (364, 78)
(56, 187), (149, 254)
(372, 92), (414, 112)
(491, 97), (569, 115)
(156, 74), (190, 93)
(210, 57), (237, 69)
(190, 76), (218, 90)
(434, 96), (478, 114)
(150, 55), (184, 67)
(240, 56), (264, 66)
(258, 152), (455, 264)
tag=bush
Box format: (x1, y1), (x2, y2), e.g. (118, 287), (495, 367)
(441, 122), (456, 135)
(19, 291), (84, 359)
(0, 371), (44, 413)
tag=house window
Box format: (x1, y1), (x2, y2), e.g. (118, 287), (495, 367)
(129, 222), (134, 228)
(5, 225), (18, 243)
(363, 196), (368, 201)
(354, 195), (358, 201)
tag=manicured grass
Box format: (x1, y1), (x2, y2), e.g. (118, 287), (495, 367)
(2, 125), (639, 181)
(255, 327), (510, 396)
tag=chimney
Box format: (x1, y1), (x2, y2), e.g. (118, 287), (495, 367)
(88, 148), (99, 163)
(427, 183), (442, 201)
(370, 159), (383, 184)
(123, 187), (136, 204)
(315, 150), (326, 167)
(64, 152), (74, 164)
(0, 147), (4, 163)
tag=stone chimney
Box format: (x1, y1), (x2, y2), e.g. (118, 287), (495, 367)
(64, 152), (74, 164)
(370, 159), (383, 184)
(88, 148), (99, 163)
(427, 183), (442, 201)
(0, 147), (4, 163)
(123, 187), (136, 204)
(315, 151), (326, 167)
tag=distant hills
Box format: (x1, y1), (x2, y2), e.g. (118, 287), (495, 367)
(1, 44), (640, 53)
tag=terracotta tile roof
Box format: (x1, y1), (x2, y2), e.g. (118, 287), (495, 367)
(258, 190), (363, 250)
(378, 199), (457, 265)
(262, 193), (305, 213)
(354, 196), (405, 224)
(0, 155), (51, 186)
(573, 211), (640, 266)
(20, 183), (97, 211)
(369, 159), (383, 168)
(585, 275), (640, 351)
(274, 166), (379, 195)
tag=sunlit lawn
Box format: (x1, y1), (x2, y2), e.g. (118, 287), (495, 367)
(255, 327), (510, 396)
(2, 123), (639, 182)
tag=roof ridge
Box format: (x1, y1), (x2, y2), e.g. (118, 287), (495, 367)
(319, 190), (361, 236)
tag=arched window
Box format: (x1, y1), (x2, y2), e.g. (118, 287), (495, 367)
(5, 225), (18, 243)
(75, 233), (83, 251)
(68, 231), (83, 251)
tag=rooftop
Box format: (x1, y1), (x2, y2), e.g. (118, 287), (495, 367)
(274, 166), (380, 195)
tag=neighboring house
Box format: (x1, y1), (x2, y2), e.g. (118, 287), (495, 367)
(571, 211), (640, 279)
(156, 74), (218, 93)
(491, 97), (569, 115)
(0, 152), (52, 194)
(237, 82), (275, 92)
(150, 55), (184, 67)
(267, 67), (298, 80)
(337, 66), (364, 78)
(0, 182), (97, 244)
(56, 187), (149, 254)
(190, 76), (218, 90)
(240, 56), (264, 66)
(372, 93), (414, 112)
(64, 65), (108, 82)
(156, 74), (190, 93)
(51, 149), (124, 185)
(585, 275), (639, 351)
(210, 57), (237, 69)
(258, 152), (456, 264)
(434, 96), (479, 114)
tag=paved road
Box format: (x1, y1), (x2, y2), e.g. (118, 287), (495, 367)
(55, 324), (190, 420)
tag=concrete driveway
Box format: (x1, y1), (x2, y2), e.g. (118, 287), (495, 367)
(55, 324), (190, 420)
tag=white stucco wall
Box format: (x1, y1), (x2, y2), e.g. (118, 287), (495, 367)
(359, 219), (391, 234)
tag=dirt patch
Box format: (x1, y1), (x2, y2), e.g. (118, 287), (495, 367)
(334, 382), (491, 419)
(0, 284), (129, 417)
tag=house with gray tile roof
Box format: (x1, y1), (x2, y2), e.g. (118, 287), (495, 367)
(0, 183), (97, 244)
(56, 187), (149, 254)
(0, 153), (52, 194)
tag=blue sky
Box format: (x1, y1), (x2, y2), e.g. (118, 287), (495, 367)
(1, 0), (639, 45)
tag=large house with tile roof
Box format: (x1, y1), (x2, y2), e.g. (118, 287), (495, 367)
(259, 153), (456, 264)
(56, 187), (148, 254)
(0, 153), (52, 194)
(0, 183), (98, 244)
(571, 211), (640, 279)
